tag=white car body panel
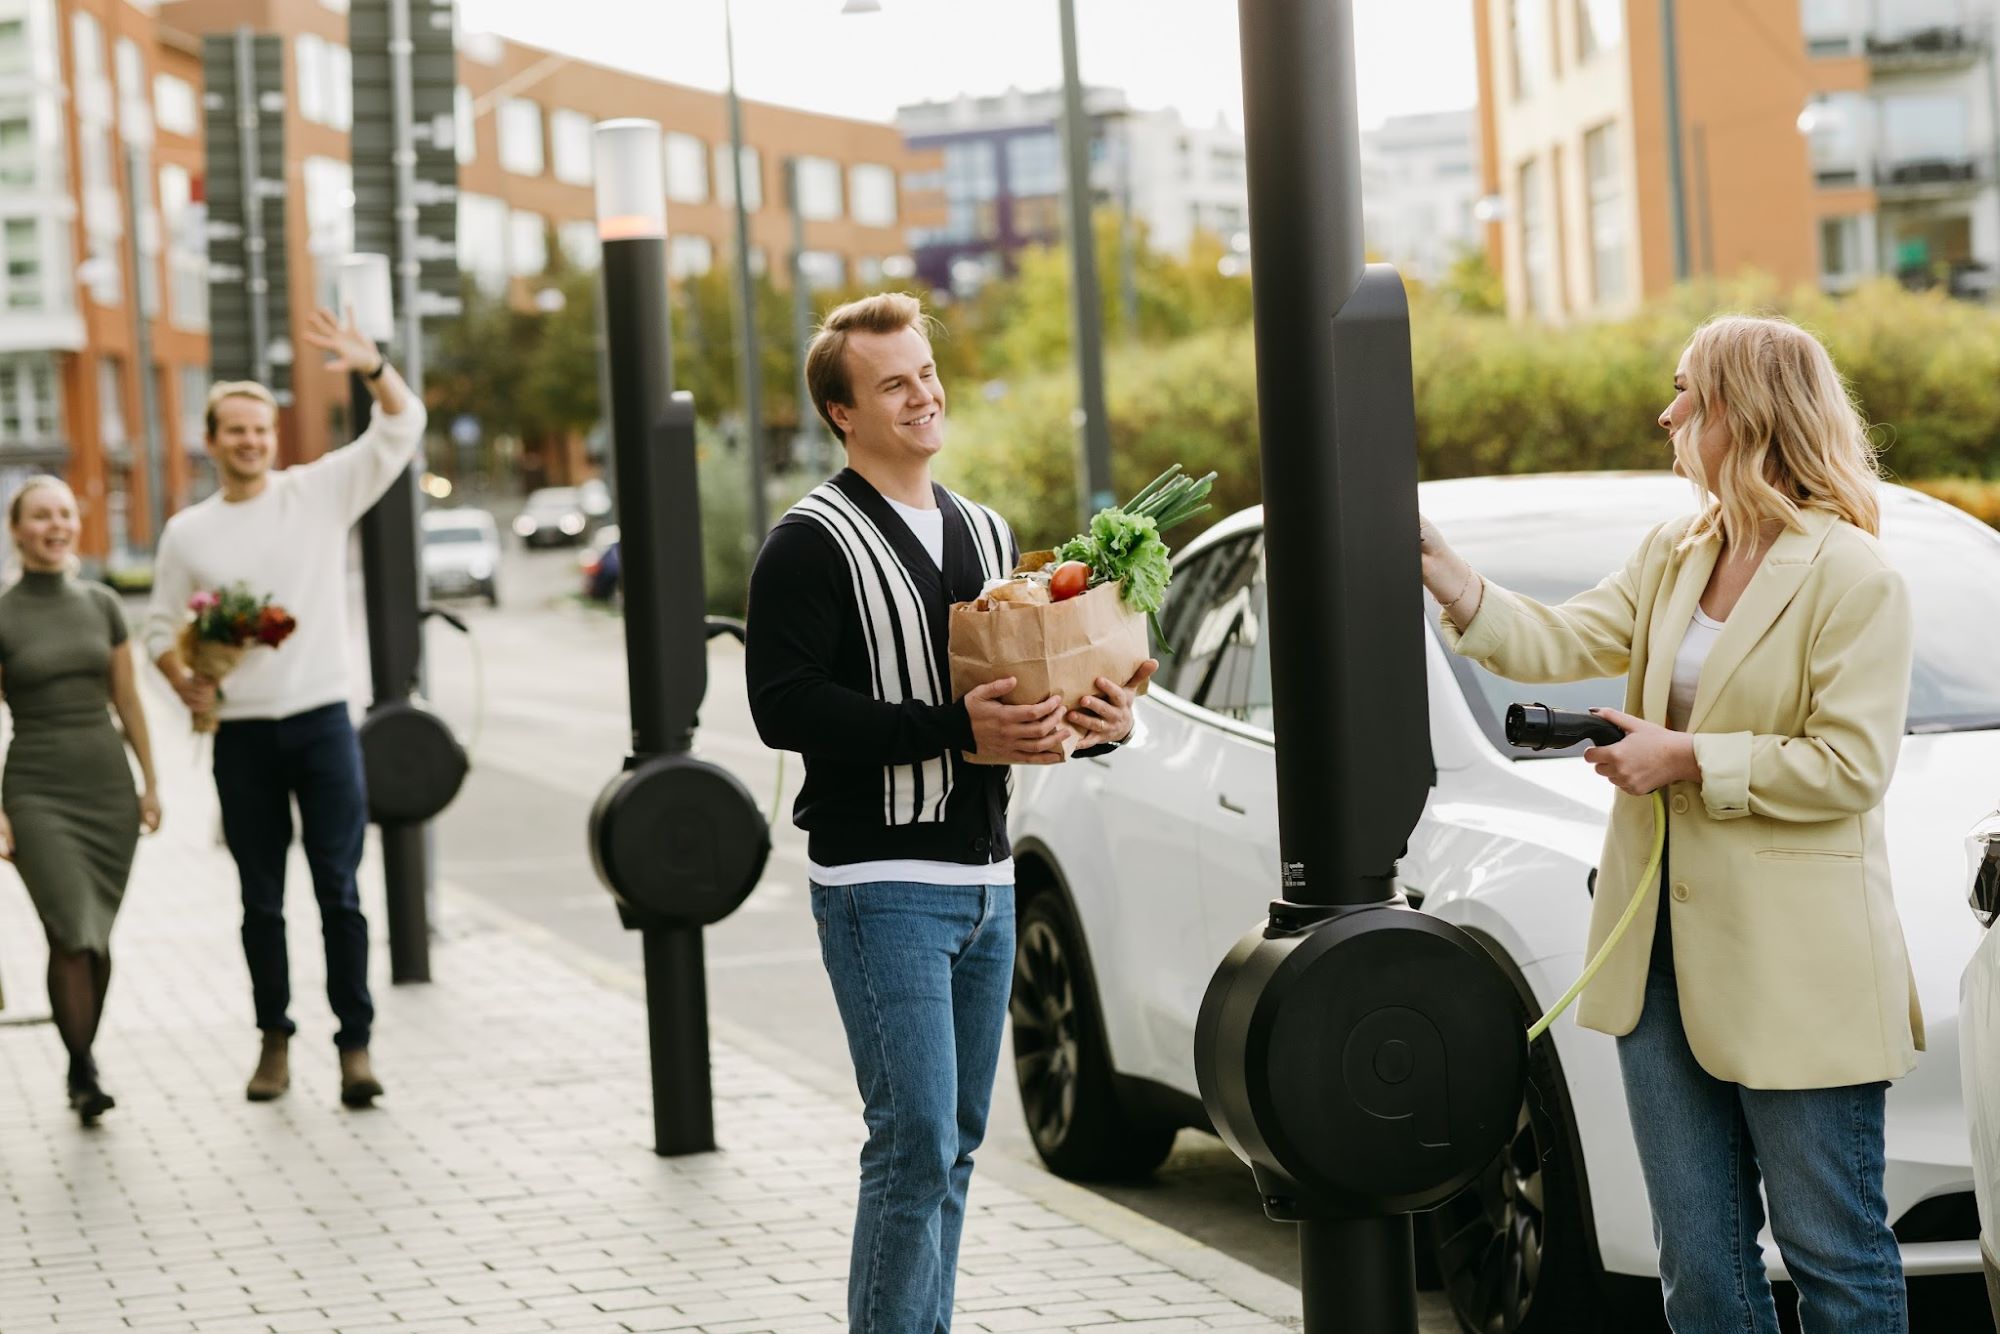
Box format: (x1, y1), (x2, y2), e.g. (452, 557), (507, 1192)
(1011, 474), (1994, 1281)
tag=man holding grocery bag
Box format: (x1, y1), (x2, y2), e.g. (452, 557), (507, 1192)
(746, 292), (1149, 1332)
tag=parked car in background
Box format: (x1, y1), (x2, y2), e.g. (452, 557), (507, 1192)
(513, 486), (589, 548)
(579, 524), (620, 604)
(1007, 473), (2000, 1333)
(1958, 803), (2000, 1323)
(421, 507), (502, 606)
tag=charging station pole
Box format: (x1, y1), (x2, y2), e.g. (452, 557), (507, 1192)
(1192, 4), (1528, 1329)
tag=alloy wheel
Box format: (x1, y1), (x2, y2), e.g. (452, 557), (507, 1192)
(1432, 1096), (1547, 1334)
(1010, 917), (1081, 1152)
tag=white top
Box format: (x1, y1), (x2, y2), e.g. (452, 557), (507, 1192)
(1668, 605), (1727, 732)
(814, 496), (1014, 887)
(885, 496), (945, 570)
(142, 400), (429, 721)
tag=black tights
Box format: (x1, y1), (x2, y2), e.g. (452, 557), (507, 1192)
(45, 934), (111, 1088)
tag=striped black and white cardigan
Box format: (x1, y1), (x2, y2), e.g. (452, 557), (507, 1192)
(745, 470), (1023, 870)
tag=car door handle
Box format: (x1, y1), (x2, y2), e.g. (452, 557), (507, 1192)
(1218, 794), (1246, 815)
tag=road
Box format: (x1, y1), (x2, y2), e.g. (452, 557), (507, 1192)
(412, 535), (1985, 1334)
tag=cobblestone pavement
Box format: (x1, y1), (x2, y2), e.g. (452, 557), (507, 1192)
(0, 704), (1301, 1333)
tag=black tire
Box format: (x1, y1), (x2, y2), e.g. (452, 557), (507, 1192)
(484, 583), (500, 608)
(1010, 887), (1176, 1181)
(1426, 1012), (1666, 1334)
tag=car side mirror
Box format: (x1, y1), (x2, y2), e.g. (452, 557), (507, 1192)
(1969, 812), (2000, 928)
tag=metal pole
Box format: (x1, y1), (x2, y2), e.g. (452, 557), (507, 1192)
(1299, 1218), (1417, 1333)
(233, 28), (270, 386)
(124, 141), (166, 547)
(1661, 0), (1691, 282)
(1058, 0), (1116, 527)
(786, 158), (821, 474)
(387, 0), (424, 389)
(643, 925), (714, 1155)
(1118, 116), (1139, 342)
(722, 0), (768, 546)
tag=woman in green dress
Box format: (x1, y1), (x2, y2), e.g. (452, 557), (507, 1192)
(1, 477), (161, 1123)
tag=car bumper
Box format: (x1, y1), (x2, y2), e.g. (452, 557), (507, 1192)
(426, 572), (492, 597)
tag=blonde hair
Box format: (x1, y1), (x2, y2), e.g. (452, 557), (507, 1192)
(803, 292), (942, 442)
(205, 380), (280, 438)
(1675, 315), (1881, 549)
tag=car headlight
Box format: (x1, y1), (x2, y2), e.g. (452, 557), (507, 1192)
(513, 515), (537, 536)
(560, 514), (585, 535)
(1969, 812), (2000, 928)
(467, 560), (492, 581)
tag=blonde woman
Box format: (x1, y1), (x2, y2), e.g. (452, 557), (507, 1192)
(1420, 316), (1918, 1331)
(0, 478), (161, 1123)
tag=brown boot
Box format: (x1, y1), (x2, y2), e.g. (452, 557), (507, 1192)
(339, 1048), (383, 1108)
(245, 1033), (289, 1102)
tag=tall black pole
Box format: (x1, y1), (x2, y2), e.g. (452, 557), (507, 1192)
(722, 0), (768, 549)
(1058, 0), (1115, 528)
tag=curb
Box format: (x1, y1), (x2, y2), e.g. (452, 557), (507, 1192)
(434, 875), (1305, 1329)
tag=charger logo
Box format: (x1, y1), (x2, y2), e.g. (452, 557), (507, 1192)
(1341, 1005), (1451, 1149)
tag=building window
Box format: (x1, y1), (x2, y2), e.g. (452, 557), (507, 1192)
(1577, 0), (1622, 59)
(1801, 0), (1858, 55)
(798, 249), (844, 291)
(714, 143), (762, 210)
(295, 33), (326, 124)
(1880, 93), (1968, 172)
(154, 73), (197, 136)
(1, 354), (63, 443)
(557, 220), (600, 271)
(455, 85), (475, 164)
(668, 234), (713, 279)
(0, 115), (30, 187)
(509, 210), (548, 277)
(1004, 132), (1063, 196)
(328, 44), (351, 131)
(0, 18), (26, 80)
(1584, 122), (1625, 305)
(1820, 216), (1862, 283)
(550, 108), (593, 186)
(71, 11), (105, 87)
(665, 132), (707, 203)
(178, 365), (207, 447)
(499, 98), (544, 176)
(4, 218), (39, 310)
(1509, 0), (1551, 100)
(1518, 156), (1552, 317)
(159, 162), (207, 330)
(456, 192), (508, 295)
(115, 37), (150, 140)
(304, 156), (354, 260)
(98, 357), (128, 447)
(943, 140), (1000, 201)
(1805, 94), (1867, 186)
(793, 155), (843, 220)
(849, 164), (897, 227)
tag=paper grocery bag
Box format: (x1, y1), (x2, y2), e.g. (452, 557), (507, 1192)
(948, 580), (1152, 765)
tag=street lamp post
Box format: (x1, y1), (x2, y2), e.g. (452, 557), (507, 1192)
(1057, 0), (1116, 528)
(722, 0), (769, 549)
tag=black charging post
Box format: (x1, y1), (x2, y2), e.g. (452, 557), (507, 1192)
(1190, 4), (1529, 1330)
(584, 120), (771, 1157)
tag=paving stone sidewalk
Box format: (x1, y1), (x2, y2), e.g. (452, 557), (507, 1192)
(0, 710), (1301, 1334)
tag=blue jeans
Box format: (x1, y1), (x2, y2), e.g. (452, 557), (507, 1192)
(1618, 959), (1906, 1333)
(214, 703), (374, 1050)
(811, 880), (1014, 1334)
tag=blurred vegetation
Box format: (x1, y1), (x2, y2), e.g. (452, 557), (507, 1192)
(427, 224), (2000, 610)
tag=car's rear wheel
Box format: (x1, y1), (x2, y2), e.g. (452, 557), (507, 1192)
(1426, 1013), (1664, 1334)
(1010, 887), (1176, 1181)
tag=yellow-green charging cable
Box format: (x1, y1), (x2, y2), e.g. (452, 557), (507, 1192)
(1526, 791), (1667, 1042)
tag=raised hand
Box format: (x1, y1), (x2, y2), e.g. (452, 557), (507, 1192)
(301, 306), (382, 377)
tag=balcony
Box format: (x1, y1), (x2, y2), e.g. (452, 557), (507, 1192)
(1876, 154), (1988, 200)
(1866, 24), (1987, 73)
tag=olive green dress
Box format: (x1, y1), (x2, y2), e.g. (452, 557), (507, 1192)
(0, 570), (139, 954)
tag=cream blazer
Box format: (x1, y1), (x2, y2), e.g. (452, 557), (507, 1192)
(1442, 506), (1922, 1090)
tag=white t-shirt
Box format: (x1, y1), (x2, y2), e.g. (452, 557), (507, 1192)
(809, 493), (1015, 889)
(142, 400), (429, 721)
(1668, 605), (1726, 732)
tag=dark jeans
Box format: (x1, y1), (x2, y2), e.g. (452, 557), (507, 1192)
(214, 703), (374, 1050)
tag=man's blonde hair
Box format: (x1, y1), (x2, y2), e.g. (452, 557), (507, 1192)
(205, 380), (280, 439)
(804, 292), (942, 442)
(1675, 315), (1882, 548)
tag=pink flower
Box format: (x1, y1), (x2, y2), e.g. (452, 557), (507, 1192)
(188, 590), (220, 613)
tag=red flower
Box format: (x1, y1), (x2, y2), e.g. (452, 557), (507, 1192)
(255, 605), (297, 648)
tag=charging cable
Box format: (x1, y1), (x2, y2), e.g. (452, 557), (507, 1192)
(1527, 790), (1666, 1042)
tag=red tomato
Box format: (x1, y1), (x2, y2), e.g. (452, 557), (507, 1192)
(1049, 561), (1092, 601)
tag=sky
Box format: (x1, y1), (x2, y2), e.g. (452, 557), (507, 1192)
(451, 0), (1479, 132)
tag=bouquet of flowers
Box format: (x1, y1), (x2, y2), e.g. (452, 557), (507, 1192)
(176, 584), (298, 733)
(948, 466), (1214, 763)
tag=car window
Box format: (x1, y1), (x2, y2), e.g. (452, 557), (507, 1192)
(1155, 536), (1267, 722)
(424, 527), (485, 545)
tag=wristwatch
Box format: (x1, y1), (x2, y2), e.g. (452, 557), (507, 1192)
(364, 356), (388, 380)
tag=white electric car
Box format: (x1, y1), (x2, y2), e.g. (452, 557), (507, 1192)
(1958, 802), (2000, 1323)
(1007, 473), (1999, 1333)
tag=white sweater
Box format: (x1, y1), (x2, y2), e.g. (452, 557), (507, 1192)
(143, 400), (428, 721)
